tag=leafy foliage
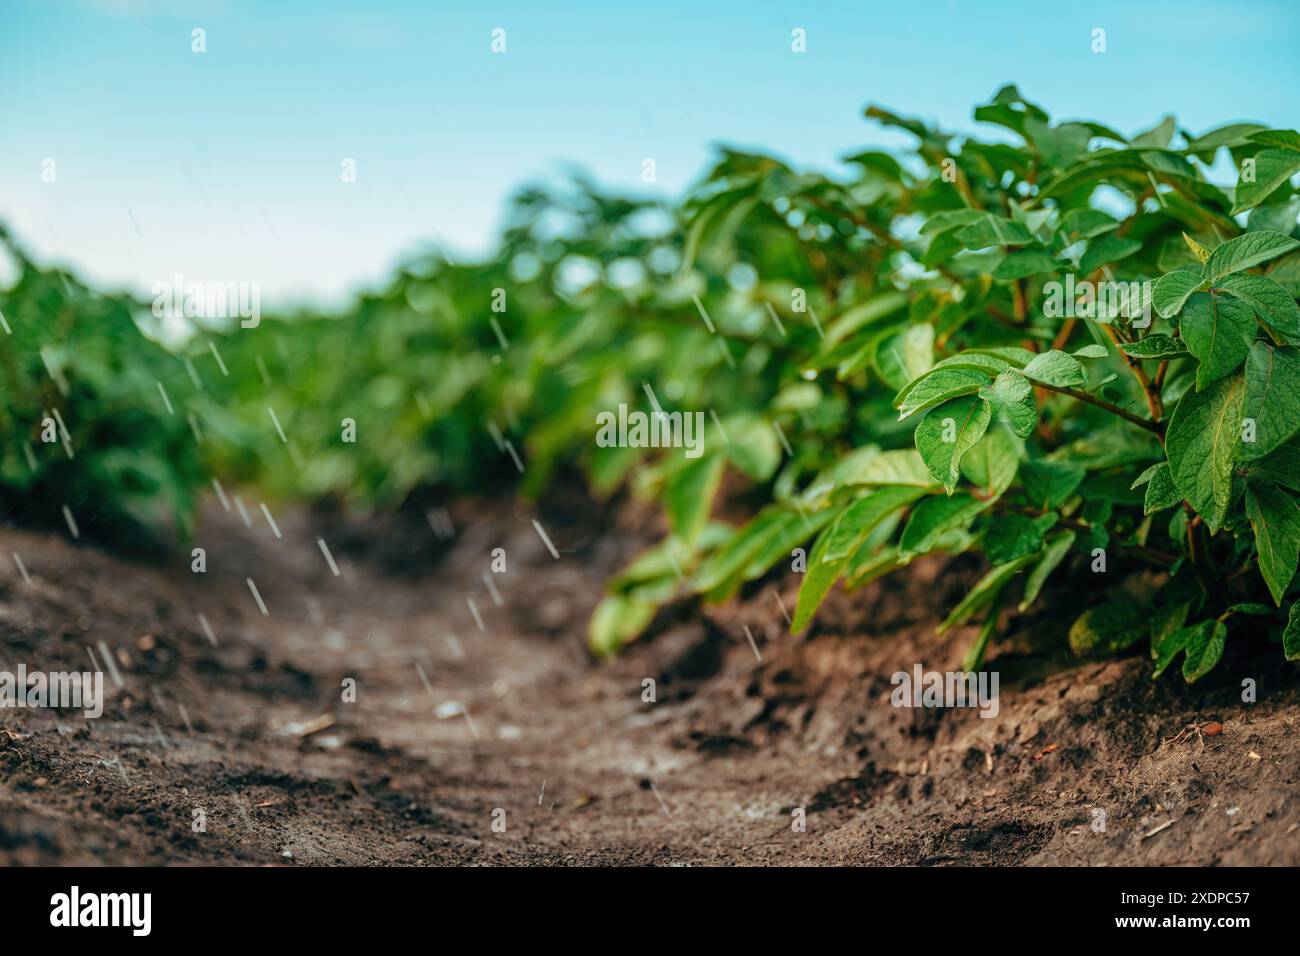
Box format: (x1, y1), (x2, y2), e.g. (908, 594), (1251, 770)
(0, 229), (205, 547)
(4, 87), (1300, 684)
(581, 88), (1300, 680)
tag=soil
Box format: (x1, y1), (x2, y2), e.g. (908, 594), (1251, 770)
(2, 488), (1298, 866)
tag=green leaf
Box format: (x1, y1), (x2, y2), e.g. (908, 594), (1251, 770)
(959, 423), (1023, 496)
(1231, 150), (1300, 215)
(588, 593), (659, 658)
(963, 346), (1037, 367)
(1166, 368), (1246, 532)
(680, 187), (759, 273)
(1080, 234), (1142, 274)
(1037, 150), (1148, 199)
(833, 448), (937, 489)
(1245, 443), (1300, 493)
(1242, 342), (1300, 460)
(791, 510), (849, 634)
(1022, 349), (1087, 388)
(993, 248), (1058, 279)
(1179, 292), (1255, 390)
(608, 537), (690, 600)
(1218, 273), (1300, 339)
(1245, 483), (1300, 605)
(1130, 116), (1175, 149)
(920, 209), (987, 235)
(1059, 209), (1119, 241)
(844, 545), (903, 591)
(1150, 597), (1192, 654)
(1226, 603), (1273, 617)
(689, 509), (791, 593)
(1186, 122), (1268, 156)
(921, 228), (966, 269)
(1248, 129), (1300, 152)
(1026, 119), (1094, 168)
(1118, 333), (1190, 360)
(1142, 462), (1181, 514)
(1074, 344), (1109, 359)
(842, 150), (907, 181)
(981, 513), (1046, 565)
(915, 396), (992, 494)
(1069, 602), (1146, 656)
(823, 291), (911, 346)
(1153, 269), (1207, 318)
(1143, 148), (1202, 180)
(789, 498), (897, 634)
(978, 370), (1037, 438)
(1247, 197), (1300, 236)
(1152, 622), (1193, 679)
(773, 382), (822, 412)
(873, 323), (935, 391)
(819, 486), (926, 562)
(961, 609), (1003, 673)
(893, 354), (1011, 407)
(938, 555), (1032, 634)
(974, 88), (1046, 135)
(1019, 459), (1085, 510)
(1130, 463), (1161, 488)
(638, 531), (710, 590)
(721, 415), (782, 480)
(1184, 232), (1215, 264)
(1204, 230), (1300, 282)
(865, 102), (945, 144)
(741, 509), (833, 582)
(1268, 251), (1300, 297)
(956, 214), (1035, 249)
(1019, 531), (1075, 611)
(895, 367), (989, 420)
(1182, 619), (1227, 683)
(689, 506), (835, 598)
(1283, 603), (1300, 661)
(664, 454), (725, 544)
(899, 492), (987, 557)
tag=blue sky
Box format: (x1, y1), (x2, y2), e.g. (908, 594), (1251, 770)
(1, 0), (1297, 307)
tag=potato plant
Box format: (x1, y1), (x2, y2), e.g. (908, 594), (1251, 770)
(3, 87), (1298, 682)
(0, 228), (205, 547)
(590, 87), (1300, 681)
(206, 177), (767, 509)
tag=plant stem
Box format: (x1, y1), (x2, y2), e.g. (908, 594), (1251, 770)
(1186, 517), (1215, 595)
(1050, 317), (1076, 351)
(1103, 324), (1164, 422)
(1011, 278), (1026, 322)
(1154, 360), (1170, 389)
(1003, 505), (1178, 568)
(1034, 381), (1164, 435)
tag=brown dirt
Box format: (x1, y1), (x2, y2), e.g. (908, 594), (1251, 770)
(1, 491), (1298, 866)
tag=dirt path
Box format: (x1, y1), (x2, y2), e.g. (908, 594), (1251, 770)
(2, 492), (1298, 865)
